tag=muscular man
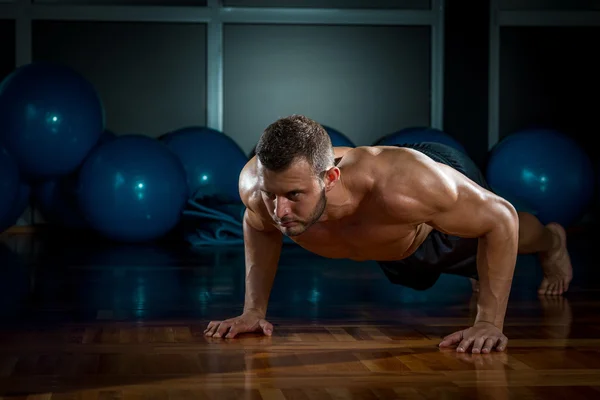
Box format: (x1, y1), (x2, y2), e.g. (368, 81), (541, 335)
(204, 115), (572, 354)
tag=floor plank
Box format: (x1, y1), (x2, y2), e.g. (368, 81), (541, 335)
(0, 228), (597, 399)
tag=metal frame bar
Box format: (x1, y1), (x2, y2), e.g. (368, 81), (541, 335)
(218, 7), (435, 25)
(430, 0), (444, 131)
(15, 0), (31, 67)
(488, 0), (500, 150)
(206, 0), (223, 131)
(30, 5), (212, 22)
(499, 10), (600, 27)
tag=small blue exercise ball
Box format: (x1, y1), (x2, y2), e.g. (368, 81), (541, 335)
(321, 125), (356, 147)
(486, 128), (595, 227)
(160, 126), (248, 203)
(0, 62), (105, 179)
(77, 134), (188, 243)
(374, 127), (467, 154)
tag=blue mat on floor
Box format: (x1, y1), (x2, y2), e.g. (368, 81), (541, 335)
(182, 198), (293, 247)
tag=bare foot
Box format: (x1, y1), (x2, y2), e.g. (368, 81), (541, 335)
(538, 222), (572, 296)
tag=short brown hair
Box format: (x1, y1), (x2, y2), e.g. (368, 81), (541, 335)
(255, 114), (334, 176)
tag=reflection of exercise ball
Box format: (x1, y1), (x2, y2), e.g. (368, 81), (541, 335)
(374, 127), (467, 154)
(78, 134), (188, 242)
(0, 62), (105, 179)
(0, 147), (21, 233)
(79, 243), (182, 319)
(0, 243), (30, 319)
(160, 126), (248, 203)
(486, 129), (595, 227)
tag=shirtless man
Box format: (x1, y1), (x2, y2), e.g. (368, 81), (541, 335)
(204, 115), (573, 354)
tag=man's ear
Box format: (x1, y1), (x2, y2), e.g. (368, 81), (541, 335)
(323, 167), (341, 190)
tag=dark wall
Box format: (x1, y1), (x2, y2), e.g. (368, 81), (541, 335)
(443, 0), (490, 169)
(0, 20), (15, 84)
(500, 26), (599, 166)
(31, 21), (208, 138)
(498, 25), (600, 225)
(3, 2), (600, 226)
(222, 24), (432, 153)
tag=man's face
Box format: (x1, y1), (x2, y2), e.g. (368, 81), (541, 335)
(258, 158), (327, 236)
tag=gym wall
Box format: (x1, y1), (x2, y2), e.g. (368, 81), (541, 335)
(0, 20), (15, 82)
(1, 0), (599, 227)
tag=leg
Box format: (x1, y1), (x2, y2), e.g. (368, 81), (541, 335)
(516, 211), (572, 296)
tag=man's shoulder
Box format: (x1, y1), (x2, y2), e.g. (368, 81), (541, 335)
(339, 146), (426, 190)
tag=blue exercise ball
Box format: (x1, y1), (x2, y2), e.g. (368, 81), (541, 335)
(486, 129), (595, 227)
(160, 126), (248, 203)
(321, 125), (356, 147)
(77, 134), (188, 243)
(374, 127), (467, 154)
(0, 62), (105, 179)
(0, 146), (20, 232)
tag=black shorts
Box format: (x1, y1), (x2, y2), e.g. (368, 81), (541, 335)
(376, 142), (491, 291)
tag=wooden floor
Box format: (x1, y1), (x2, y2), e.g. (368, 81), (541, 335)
(0, 227), (598, 399)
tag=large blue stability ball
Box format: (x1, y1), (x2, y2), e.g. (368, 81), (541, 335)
(486, 129), (595, 227)
(77, 134), (188, 242)
(0, 62), (105, 179)
(374, 127), (467, 154)
(160, 126), (248, 203)
(321, 125), (356, 147)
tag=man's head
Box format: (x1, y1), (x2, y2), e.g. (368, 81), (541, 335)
(255, 114), (339, 236)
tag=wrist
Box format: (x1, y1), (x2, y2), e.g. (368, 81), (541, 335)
(474, 315), (504, 330)
(243, 307), (266, 318)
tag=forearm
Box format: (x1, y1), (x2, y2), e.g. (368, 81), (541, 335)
(475, 212), (519, 330)
(242, 213), (283, 318)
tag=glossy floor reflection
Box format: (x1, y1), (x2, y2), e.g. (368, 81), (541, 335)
(0, 228), (598, 398)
